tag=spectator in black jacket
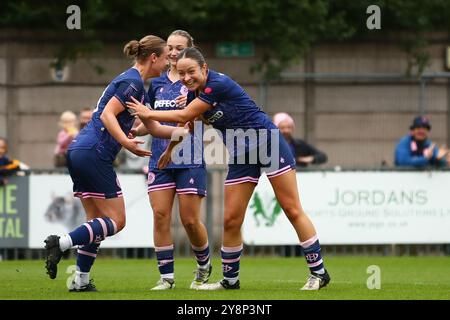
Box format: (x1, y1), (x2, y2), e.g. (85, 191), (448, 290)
(273, 112), (328, 167)
(0, 137), (22, 185)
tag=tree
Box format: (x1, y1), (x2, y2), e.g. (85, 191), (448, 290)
(1, 0), (450, 78)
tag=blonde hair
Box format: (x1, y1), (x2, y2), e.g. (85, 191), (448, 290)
(123, 35), (166, 62)
(169, 30), (194, 47)
(59, 111), (77, 127)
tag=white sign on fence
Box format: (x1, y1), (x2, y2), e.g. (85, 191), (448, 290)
(243, 172), (450, 245)
(29, 174), (154, 248)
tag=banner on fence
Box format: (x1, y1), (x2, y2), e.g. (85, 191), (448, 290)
(243, 171), (450, 245)
(0, 176), (29, 248)
(28, 174), (153, 248)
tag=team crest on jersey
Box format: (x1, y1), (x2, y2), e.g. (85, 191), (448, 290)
(180, 85), (189, 95)
(204, 87), (213, 94)
(148, 172), (156, 185)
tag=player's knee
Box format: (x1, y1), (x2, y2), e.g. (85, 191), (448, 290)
(181, 217), (200, 234)
(281, 203), (301, 221)
(153, 208), (171, 225)
(223, 213), (243, 232)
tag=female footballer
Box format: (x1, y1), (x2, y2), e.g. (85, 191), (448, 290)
(127, 47), (330, 291)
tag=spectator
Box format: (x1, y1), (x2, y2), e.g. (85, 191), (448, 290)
(79, 108), (93, 130)
(54, 111), (79, 167)
(395, 116), (449, 168)
(273, 112), (328, 167)
(0, 137), (28, 185)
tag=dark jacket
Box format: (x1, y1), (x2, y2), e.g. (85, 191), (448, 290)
(0, 155), (20, 185)
(290, 138), (328, 167)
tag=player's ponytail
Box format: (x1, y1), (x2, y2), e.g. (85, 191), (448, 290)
(123, 40), (140, 58)
(123, 35), (166, 62)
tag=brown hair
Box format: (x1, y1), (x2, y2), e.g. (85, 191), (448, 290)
(169, 30), (194, 47)
(123, 35), (166, 62)
(177, 47), (206, 67)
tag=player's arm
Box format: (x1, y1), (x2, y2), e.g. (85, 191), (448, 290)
(100, 97), (151, 157)
(157, 122), (191, 169)
(129, 123), (149, 137)
(126, 96), (212, 123)
(141, 118), (188, 139)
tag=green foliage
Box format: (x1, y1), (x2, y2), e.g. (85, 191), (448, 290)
(1, 0), (450, 78)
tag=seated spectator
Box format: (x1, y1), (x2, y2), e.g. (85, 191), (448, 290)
(273, 112), (328, 167)
(0, 137), (28, 185)
(395, 116), (449, 168)
(54, 111), (79, 167)
(79, 108), (93, 130)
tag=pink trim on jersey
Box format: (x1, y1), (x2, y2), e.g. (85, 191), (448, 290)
(81, 192), (105, 199)
(176, 188), (199, 192)
(77, 250), (97, 258)
(225, 176), (259, 183)
(148, 182), (176, 189)
(225, 178), (259, 186)
(177, 189), (206, 196)
(300, 235), (318, 248)
(148, 186), (177, 193)
(83, 223), (94, 243)
(221, 244), (244, 253)
(155, 244), (174, 252)
(308, 259), (323, 268)
(177, 191), (203, 195)
(222, 257), (241, 263)
(192, 242), (209, 251)
(148, 183), (176, 192)
(82, 191), (104, 196)
(266, 165), (293, 177)
(96, 218), (108, 238)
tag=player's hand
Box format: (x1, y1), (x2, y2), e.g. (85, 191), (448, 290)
(186, 121), (195, 134)
(157, 150), (172, 169)
(175, 95), (187, 108)
(423, 143), (436, 159)
(128, 128), (138, 139)
(123, 138), (152, 157)
(126, 96), (151, 119)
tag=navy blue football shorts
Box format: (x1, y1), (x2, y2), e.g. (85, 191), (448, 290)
(67, 148), (123, 199)
(147, 167), (207, 197)
(225, 130), (296, 186)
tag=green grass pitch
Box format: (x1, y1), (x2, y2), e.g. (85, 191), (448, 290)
(0, 256), (449, 299)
